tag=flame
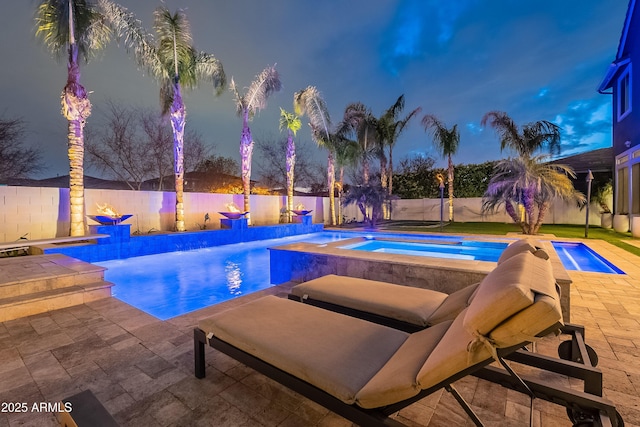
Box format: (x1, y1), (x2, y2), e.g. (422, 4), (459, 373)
(96, 203), (120, 218)
(226, 203), (241, 213)
(295, 204), (306, 210)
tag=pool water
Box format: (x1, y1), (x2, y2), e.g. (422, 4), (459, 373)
(338, 239), (508, 262)
(552, 242), (624, 274)
(97, 231), (623, 320)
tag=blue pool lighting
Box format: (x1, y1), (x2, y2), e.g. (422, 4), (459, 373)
(552, 242), (624, 274)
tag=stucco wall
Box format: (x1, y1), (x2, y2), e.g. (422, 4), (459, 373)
(0, 186), (601, 242)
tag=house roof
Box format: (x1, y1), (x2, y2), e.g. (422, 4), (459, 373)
(598, 0), (636, 92)
(548, 147), (614, 174)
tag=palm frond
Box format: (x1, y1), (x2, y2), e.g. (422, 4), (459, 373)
(36, 0), (112, 63)
(153, 7), (194, 79)
(279, 108), (301, 135)
(294, 86), (332, 147)
(422, 114), (460, 157)
(481, 111), (523, 154)
(242, 65), (282, 117)
(98, 0), (164, 79)
(194, 52), (226, 95)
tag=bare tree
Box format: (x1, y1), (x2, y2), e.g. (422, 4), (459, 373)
(0, 115), (44, 180)
(86, 102), (151, 190)
(87, 102), (211, 190)
(255, 135), (324, 192)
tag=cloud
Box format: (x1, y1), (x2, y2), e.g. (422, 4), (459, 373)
(554, 99), (612, 156)
(380, 0), (477, 75)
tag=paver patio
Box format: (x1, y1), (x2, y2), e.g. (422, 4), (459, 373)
(0, 238), (639, 426)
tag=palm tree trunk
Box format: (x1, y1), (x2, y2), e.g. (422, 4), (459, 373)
(533, 202), (549, 234)
(61, 45), (91, 237)
(388, 146), (395, 220)
(380, 154), (389, 220)
(523, 187), (536, 234)
(240, 111), (253, 224)
(363, 157), (370, 185)
(337, 166), (344, 225)
(169, 81), (186, 232)
(327, 151), (336, 226)
(286, 131), (295, 223)
(447, 155), (454, 222)
(504, 201), (521, 225)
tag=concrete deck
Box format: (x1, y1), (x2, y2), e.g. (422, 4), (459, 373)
(1, 238), (639, 426)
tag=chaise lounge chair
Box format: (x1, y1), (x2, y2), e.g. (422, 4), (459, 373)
(194, 250), (623, 426)
(288, 238), (549, 332)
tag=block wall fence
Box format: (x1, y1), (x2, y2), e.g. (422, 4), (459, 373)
(0, 186), (602, 242)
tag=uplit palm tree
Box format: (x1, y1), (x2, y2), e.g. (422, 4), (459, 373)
(294, 86), (337, 225)
(35, 0), (112, 236)
(481, 111), (561, 159)
(422, 115), (460, 222)
(339, 102), (378, 185)
(482, 155), (584, 234)
(377, 95), (421, 196)
(104, 5), (226, 231)
(279, 108), (301, 222)
(231, 66), (282, 224)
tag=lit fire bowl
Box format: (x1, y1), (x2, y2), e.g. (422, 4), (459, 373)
(292, 209), (313, 216)
(218, 212), (248, 220)
(88, 214), (133, 225)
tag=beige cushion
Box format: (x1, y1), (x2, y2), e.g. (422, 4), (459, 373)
(426, 282), (479, 325)
(497, 238), (549, 265)
(417, 309), (491, 390)
(292, 275), (447, 327)
(199, 296), (408, 404)
(355, 321), (452, 408)
(489, 293), (562, 347)
(464, 252), (549, 336)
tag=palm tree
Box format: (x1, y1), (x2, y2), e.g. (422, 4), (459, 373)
(231, 66), (282, 224)
(104, 5), (225, 231)
(422, 115), (460, 222)
(482, 156), (584, 234)
(481, 111), (561, 158)
(35, 0), (112, 236)
(294, 86), (337, 225)
(377, 95), (421, 196)
(343, 179), (388, 229)
(339, 102), (378, 185)
(279, 108), (301, 222)
(333, 135), (359, 224)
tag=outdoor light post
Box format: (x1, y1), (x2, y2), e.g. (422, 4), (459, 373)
(439, 180), (445, 232)
(585, 169), (594, 238)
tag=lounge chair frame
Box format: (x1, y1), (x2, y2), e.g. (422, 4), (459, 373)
(288, 293), (620, 426)
(194, 320), (619, 427)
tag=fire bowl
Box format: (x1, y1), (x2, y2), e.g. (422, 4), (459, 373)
(88, 214), (132, 225)
(292, 210), (313, 216)
(218, 212), (248, 220)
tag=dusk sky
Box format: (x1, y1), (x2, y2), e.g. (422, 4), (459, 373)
(0, 1), (628, 180)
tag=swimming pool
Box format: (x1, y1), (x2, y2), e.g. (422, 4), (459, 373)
(97, 230), (623, 320)
(338, 239), (508, 262)
(552, 242), (624, 274)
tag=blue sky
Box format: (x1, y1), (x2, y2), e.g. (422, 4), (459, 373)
(0, 0), (628, 179)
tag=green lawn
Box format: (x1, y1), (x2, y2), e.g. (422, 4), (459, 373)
(376, 221), (640, 257)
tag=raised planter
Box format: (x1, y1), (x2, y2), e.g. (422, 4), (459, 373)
(600, 213), (613, 229)
(613, 214), (629, 233)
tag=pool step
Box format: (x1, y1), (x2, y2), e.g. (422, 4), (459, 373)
(0, 254), (113, 322)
